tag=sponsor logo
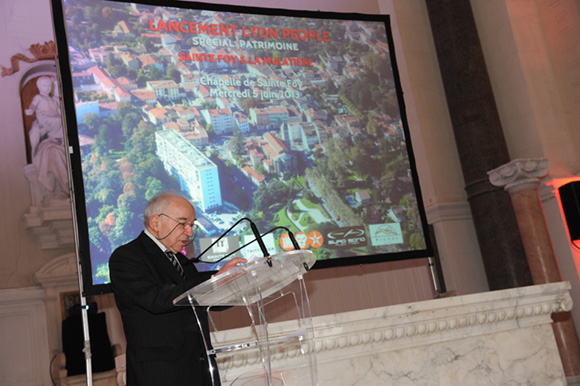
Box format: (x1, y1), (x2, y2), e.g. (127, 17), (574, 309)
(280, 230), (324, 250)
(212, 237), (231, 254)
(308, 230), (324, 248)
(280, 233), (296, 251)
(325, 226), (367, 249)
(369, 223), (404, 246)
(198, 235), (240, 261)
(241, 233), (276, 259)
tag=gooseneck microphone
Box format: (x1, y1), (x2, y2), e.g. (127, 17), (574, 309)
(249, 220), (269, 260)
(191, 217), (276, 265)
(208, 226), (301, 264)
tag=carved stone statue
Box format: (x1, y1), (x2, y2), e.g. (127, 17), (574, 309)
(25, 76), (69, 201)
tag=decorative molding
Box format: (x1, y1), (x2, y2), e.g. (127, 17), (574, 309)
(0, 287), (45, 305)
(23, 198), (74, 249)
(424, 200), (473, 224)
(34, 253), (79, 287)
(212, 282), (571, 384)
(0, 287), (51, 385)
(1, 41), (56, 77)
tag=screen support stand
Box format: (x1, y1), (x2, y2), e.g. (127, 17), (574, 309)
(189, 294), (218, 386)
(58, 66), (93, 385)
(76, 259), (93, 385)
(428, 256), (442, 299)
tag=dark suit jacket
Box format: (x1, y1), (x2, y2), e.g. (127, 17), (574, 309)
(109, 231), (219, 386)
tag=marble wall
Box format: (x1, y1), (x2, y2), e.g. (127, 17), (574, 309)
(213, 282), (570, 385)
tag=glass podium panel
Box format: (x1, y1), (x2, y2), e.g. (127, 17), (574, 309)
(174, 250), (318, 386)
(174, 250), (317, 307)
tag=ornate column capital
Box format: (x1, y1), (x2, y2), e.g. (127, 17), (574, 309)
(488, 158), (549, 192)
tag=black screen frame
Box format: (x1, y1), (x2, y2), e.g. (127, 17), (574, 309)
(50, 0), (433, 295)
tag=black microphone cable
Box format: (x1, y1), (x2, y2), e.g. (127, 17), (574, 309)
(188, 223), (301, 265)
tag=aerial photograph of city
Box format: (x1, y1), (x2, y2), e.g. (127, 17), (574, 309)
(57, 0), (430, 283)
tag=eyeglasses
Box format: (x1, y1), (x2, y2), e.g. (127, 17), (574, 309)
(160, 213), (198, 233)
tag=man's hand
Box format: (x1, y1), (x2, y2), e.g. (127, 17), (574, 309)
(217, 257), (247, 275)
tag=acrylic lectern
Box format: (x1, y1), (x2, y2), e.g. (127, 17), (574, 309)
(174, 249), (318, 386)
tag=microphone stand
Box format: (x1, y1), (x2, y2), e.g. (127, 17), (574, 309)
(210, 226), (302, 264)
(193, 217), (274, 266)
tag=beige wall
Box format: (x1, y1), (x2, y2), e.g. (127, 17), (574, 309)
(7, 0), (579, 356)
(472, 0), (580, 175)
(382, 0), (488, 295)
(0, 0), (73, 289)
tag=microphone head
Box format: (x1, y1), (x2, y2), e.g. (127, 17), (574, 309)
(287, 231), (301, 250)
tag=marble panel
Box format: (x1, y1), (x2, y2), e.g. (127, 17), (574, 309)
(212, 282), (570, 385)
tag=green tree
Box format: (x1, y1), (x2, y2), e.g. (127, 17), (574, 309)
(144, 177), (164, 201)
(147, 66), (161, 81)
(122, 112), (141, 140)
(206, 124), (215, 140)
(82, 113), (100, 136)
(230, 126), (245, 159)
(240, 97), (260, 115)
(89, 225), (110, 254)
(165, 65), (181, 83)
(409, 232), (426, 250)
(366, 113), (378, 137)
(129, 121), (156, 156)
(110, 192), (144, 248)
(325, 79), (338, 94)
(94, 188), (115, 205)
(347, 145), (368, 176)
(94, 124), (114, 155)
(365, 53), (388, 83)
(136, 35), (155, 52)
(136, 70), (148, 88)
(107, 64), (127, 79)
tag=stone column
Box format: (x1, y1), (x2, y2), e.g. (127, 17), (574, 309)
(488, 158), (580, 378)
(425, 0), (533, 290)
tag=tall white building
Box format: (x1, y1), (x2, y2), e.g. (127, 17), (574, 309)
(155, 129), (222, 211)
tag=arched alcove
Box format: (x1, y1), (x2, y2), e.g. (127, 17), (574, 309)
(20, 62), (59, 163)
(34, 253), (126, 363)
(17, 62), (75, 248)
(34, 252), (81, 354)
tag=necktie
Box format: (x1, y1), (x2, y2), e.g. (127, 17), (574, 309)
(165, 251), (187, 280)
